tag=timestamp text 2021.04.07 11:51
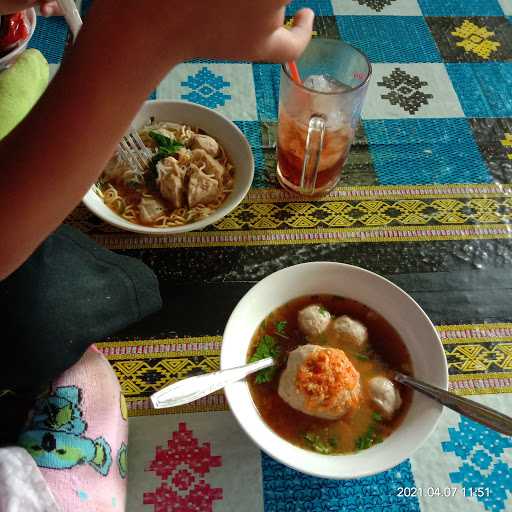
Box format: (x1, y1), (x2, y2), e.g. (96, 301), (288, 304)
(396, 487), (491, 498)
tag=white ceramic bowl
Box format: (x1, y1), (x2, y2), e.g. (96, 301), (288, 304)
(221, 262), (448, 479)
(83, 100), (254, 234)
(0, 9), (36, 70)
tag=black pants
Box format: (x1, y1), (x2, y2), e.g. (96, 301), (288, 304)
(0, 225), (162, 443)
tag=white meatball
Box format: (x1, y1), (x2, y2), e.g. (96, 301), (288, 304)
(330, 315), (368, 348)
(368, 376), (402, 418)
(278, 345), (361, 420)
(298, 305), (331, 338)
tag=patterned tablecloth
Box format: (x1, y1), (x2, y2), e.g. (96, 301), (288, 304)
(30, 1), (512, 511)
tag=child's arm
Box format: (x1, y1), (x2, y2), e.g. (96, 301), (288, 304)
(0, 1), (313, 279)
(0, 0), (61, 16)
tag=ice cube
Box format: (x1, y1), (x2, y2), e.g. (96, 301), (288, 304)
(303, 74), (350, 93)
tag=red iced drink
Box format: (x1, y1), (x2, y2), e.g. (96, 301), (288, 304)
(275, 40), (370, 196)
(277, 107), (353, 194)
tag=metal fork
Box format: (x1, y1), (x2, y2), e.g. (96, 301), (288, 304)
(117, 131), (154, 172)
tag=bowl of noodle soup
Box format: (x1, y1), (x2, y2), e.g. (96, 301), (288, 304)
(83, 100), (254, 234)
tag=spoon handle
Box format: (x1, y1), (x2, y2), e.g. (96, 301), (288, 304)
(395, 372), (512, 436)
(151, 357), (274, 409)
(56, 0), (83, 40)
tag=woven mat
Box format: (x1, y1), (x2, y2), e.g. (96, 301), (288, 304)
(96, 323), (512, 512)
(68, 184), (512, 250)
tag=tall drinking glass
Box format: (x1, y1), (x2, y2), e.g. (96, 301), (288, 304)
(277, 39), (371, 195)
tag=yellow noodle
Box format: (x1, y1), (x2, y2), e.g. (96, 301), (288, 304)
(103, 184), (126, 214)
(121, 204), (138, 222)
(98, 122), (235, 228)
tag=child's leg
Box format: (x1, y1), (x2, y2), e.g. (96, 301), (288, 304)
(1, 224), (161, 444)
(18, 346), (128, 511)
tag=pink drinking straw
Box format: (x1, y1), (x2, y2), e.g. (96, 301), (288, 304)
(288, 61), (302, 84)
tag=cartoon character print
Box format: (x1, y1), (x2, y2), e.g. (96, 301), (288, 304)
(19, 386), (112, 476)
(117, 442), (128, 479)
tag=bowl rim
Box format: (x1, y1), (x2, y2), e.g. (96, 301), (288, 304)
(221, 261), (448, 479)
(0, 8), (37, 67)
(82, 99), (254, 234)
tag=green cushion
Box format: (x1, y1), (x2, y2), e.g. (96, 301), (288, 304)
(0, 48), (49, 140)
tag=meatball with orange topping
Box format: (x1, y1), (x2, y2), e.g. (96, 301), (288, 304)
(278, 345), (361, 420)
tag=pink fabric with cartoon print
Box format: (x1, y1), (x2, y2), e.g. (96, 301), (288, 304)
(18, 346), (128, 511)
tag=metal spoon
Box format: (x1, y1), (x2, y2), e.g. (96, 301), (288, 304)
(150, 359), (512, 437)
(150, 357), (274, 409)
(394, 372), (512, 437)
(56, 0), (82, 40)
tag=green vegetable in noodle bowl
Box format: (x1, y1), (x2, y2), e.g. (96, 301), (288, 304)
(97, 121), (235, 228)
(145, 131), (184, 192)
(246, 295), (413, 455)
(149, 130), (183, 154)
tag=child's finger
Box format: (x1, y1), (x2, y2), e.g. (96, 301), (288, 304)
(265, 8), (314, 62)
(40, 0), (63, 16)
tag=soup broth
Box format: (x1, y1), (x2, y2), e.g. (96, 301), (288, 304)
(247, 295), (413, 454)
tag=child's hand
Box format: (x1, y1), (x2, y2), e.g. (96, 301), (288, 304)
(178, 1), (315, 62)
(39, 0), (61, 16)
(0, 0), (62, 16)
(182, 1), (313, 62)
(109, 0), (314, 64)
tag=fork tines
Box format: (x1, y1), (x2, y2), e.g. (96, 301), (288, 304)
(118, 131), (153, 172)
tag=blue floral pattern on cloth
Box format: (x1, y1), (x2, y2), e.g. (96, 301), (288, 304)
(442, 416), (512, 512)
(261, 453), (420, 511)
(180, 67), (231, 109)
